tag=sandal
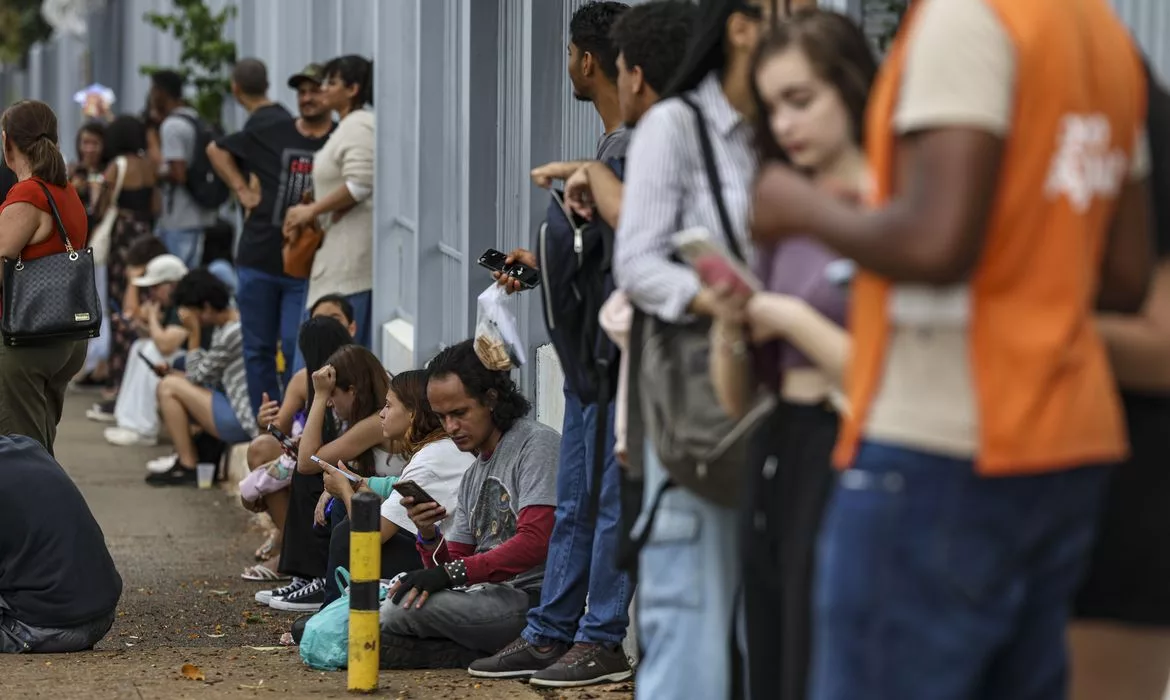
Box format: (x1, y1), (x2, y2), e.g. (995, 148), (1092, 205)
(241, 563), (289, 582)
(254, 533), (279, 561)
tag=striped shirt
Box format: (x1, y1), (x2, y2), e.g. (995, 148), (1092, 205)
(185, 320), (257, 438)
(614, 72), (758, 322)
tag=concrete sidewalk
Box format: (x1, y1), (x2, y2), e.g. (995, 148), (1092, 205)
(0, 392), (631, 699)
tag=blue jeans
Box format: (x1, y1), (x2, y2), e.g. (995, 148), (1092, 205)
(522, 388), (633, 648)
(159, 228), (204, 271)
(236, 266), (308, 415)
(810, 441), (1111, 700)
(291, 290), (372, 373)
(634, 440), (741, 700)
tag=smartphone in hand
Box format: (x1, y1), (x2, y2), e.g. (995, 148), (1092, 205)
(267, 423), (298, 456)
(672, 227), (761, 295)
(478, 248), (541, 290)
(137, 350), (168, 378)
(309, 455), (361, 483)
(392, 480), (439, 506)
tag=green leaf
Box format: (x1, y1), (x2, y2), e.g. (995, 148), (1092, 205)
(140, 0), (238, 125)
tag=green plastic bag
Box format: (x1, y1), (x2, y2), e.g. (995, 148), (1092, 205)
(299, 568), (353, 671)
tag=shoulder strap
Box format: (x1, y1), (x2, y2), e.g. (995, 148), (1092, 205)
(32, 182), (75, 253)
(679, 95), (745, 263)
(111, 156), (128, 201)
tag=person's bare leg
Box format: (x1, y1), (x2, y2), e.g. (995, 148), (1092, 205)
(248, 434), (282, 469)
(245, 434), (288, 558)
(1070, 621), (1170, 700)
(157, 375), (216, 467)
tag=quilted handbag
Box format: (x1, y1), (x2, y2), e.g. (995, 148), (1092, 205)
(1, 182), (102, 347)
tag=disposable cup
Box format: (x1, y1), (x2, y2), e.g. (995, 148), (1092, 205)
(196, 462), (216, 490)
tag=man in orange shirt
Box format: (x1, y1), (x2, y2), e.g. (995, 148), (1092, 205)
(751, 0), (1152, 698)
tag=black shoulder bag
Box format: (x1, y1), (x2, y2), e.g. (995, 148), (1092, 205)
(1, 182), (102, 346)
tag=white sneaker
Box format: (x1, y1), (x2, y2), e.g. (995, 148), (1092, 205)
(146, 454), (178, 474)
(85, 403), (117, 423)
(256, 577), (309, 606)
(105, 427), (159, 447)
(269, 577), (326, 612)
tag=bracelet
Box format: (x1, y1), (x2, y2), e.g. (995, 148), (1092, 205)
(416, 524), (442, 546)
(443, 559), (468, 588)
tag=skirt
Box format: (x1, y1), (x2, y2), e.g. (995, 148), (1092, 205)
(740, 399), (838, 700)
(1075, 391), (1170, 625)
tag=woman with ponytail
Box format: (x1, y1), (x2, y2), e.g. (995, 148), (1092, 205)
(0, 100), (90, 453)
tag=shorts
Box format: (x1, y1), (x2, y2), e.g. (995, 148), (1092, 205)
(211, 391), (251, 445)
(1075, 392), (1170, 625)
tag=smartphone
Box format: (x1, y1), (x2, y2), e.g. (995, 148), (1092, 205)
(478, 248), (541, 290)
(393, 480), (438, 506)
(267, 424), (298, 456)
(477, 248), (509, 274)
(137, 350), (167, 378)
(309, 455), (361, 483)
(672, 228), (761, 293)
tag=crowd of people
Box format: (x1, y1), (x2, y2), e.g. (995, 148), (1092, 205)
(1, 0), (1169, 699)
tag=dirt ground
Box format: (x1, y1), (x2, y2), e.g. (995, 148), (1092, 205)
(0, 393), (634, 700)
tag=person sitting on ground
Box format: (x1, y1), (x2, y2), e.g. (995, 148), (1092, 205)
(319, 369), (476, 607)
(257, 344), (395, 614)
(146, 269), (257, 486)
(378, 339), (559, 670)
(240, 313), (353, 582)
(102, 249), (189, 447)
(0, 435), (122, 653)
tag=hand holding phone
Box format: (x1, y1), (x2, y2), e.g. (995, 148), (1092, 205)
(310, 455), (361, 483)
(673, 228), (761, 294)
(393, 480), (438, 506)
(137, 349), (168, 378)
(479, 248), (541, 291)
(267, 423), (298, 456)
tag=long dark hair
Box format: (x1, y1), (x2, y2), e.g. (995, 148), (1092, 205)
(751, 8), (877, 164)
(75, 121), (106, 169)
(323, 55), (374, 111)
(426, 340), (531, 432)
(327, 344), (391, 477)
(1, 100), (68, 187)
(665, 0), (772, 98)
(298, 316), (354, 449)
(388, 369), (446, 461)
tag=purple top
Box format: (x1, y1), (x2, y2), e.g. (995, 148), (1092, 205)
(754, 237), (849, 387)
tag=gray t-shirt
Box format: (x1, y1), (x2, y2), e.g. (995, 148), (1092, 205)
(445, 417), (560, 591)
(596, 126), (629, 163)
(159, 106), (218, 231)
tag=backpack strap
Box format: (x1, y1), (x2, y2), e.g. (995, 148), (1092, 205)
(679, 95), (745, 263)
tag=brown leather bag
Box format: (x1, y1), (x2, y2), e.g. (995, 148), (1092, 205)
(282, 191), (323, 279)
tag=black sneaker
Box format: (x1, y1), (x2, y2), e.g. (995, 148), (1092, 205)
(381, 632), (482, 670)
(290, 614), (313, 645)
(255, 578), (308, 606)
(467, 637), (570, 679)
(528, 643), (634, 688)
(145, 463), (197, 487)
(269, 577), (325, 612)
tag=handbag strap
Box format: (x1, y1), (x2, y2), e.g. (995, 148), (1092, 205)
(680, 95), (745, 263)
(25, 181), (77, 263)
(110, 156), (128, 204)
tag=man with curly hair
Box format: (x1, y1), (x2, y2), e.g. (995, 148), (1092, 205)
(377, 339), (560, 670)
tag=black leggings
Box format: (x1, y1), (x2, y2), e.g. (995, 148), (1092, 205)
(323, 518), (423, 606)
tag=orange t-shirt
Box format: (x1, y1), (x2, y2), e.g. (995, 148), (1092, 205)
(0, 178), (89, 260)
(835, 0), (1147, 476)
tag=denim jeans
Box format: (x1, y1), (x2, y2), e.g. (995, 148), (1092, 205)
(635, 440), (741, 700)
(809, 441), (1111, 700)
(522, 388), (633, 648)
(159, 228), (204, 271)
(291, 290), (372, 373)
(236, 266), (308, 415)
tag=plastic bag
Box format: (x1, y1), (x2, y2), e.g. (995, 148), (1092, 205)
(299, 568), (396, 671)
(474, 284), (526, 370)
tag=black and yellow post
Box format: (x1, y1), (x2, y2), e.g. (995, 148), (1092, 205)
(348, 492), (381, 692)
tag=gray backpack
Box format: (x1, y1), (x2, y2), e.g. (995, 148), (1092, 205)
(633, 96), (774, 509)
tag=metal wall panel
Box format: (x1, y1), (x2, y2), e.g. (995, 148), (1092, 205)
(1112, 0), (1170, 80)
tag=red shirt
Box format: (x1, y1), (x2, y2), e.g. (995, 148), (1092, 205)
(0, 178), (88, 261)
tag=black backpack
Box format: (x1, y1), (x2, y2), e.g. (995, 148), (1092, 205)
(535, 157), (625, 407)
(172, 112), (231, 210)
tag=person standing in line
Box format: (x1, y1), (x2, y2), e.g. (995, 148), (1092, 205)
(150, 70), (218, 270)
(610, 0), (774, 697)
(0, 100), (91, 455)
(283, 55), (375, 355)
(208, 61), (335, 416)
(750, 0), (1152, 698)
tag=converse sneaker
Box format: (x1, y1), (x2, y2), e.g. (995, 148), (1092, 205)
(86, 401), (116, 423)
(147, 454), (179, 474)
(269, 577), (326, 612)
(528, 643), (634, 688)
(467, 637), (570, 679)
(144, 463), (197, 487)
(105, 426), (159, 447)
(255, 577), (309, 606)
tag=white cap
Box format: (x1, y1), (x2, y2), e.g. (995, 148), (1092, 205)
(132, 254), (188, 287)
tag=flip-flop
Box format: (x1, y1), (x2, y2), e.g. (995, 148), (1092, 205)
(241, 564), (289, 582)
(254, 533), (279, 561)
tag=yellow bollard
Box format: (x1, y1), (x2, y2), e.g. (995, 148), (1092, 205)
(348, 492), (381, 692)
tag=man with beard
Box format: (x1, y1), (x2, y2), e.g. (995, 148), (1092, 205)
(207, 62), (336, 416)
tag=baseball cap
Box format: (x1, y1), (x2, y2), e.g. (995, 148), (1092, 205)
(288, 63), (325, 89)
(132, 254), (188, 288)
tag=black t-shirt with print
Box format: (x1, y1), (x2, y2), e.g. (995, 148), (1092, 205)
(216, 110), (332, 275)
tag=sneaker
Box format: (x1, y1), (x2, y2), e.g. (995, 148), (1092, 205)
(105, 427), (159, 447)
(256, 578), (309, 606)
(85, 401), (116, 423)
(146, 454), (178, 474)
(467, 637), (570, 679)
(528, 643), (634, 688)
(382, 632), (483, 670)
(144, 463), (197, 487)
(269, 577), (326, 612)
